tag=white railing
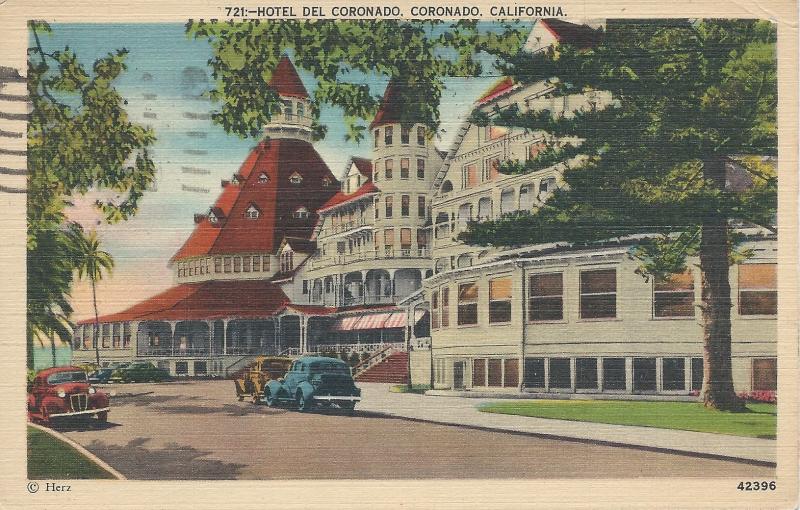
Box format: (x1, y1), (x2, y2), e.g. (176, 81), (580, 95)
(352, 343), (405, 379)
(312, 342), (404, 355)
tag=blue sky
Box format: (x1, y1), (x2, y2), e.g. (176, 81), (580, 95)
(38, 23), (526, 319)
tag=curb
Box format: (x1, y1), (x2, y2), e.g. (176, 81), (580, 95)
(361, 409), (776, 468)
(28, 422), (126, 480)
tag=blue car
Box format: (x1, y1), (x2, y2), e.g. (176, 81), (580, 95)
(88, 368), (114, 384)
(263, 356), (361, 413)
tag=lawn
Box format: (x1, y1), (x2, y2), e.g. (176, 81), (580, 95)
(27, 426), (115, 479)
(478, 400), (777, 439)
(390, 384), (431, 394)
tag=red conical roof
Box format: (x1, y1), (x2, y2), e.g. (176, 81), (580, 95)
(370, 80), (403, 129)
(269, 56), (309, 99)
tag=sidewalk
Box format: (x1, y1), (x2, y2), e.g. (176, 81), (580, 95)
(357, 383), (776, 465)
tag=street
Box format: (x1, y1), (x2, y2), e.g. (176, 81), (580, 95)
(59, 380), (774, 480)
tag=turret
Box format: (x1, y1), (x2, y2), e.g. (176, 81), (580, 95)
(264, 55), (314, 142)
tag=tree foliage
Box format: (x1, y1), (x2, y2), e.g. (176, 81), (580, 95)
(186, 19), (528, 142)
(462, 19), (777, 277)
(27, 21), (156, 364)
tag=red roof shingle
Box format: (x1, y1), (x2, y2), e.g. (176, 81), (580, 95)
(317, 181), (379, 213)
(269, 56), (309, 99)
(172, 138), (338, 262)
(77, 280), (289, 324)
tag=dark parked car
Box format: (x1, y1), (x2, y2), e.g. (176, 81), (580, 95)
(109, 361), (171, 383)
(88, 368), (114, 384)
(264, 356), (361, 413)
(27, 367), (110, 426)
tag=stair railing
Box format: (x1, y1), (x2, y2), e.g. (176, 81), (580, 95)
(352, 344), (404, 379)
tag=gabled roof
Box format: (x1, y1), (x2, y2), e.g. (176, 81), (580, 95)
(77, 280), (289, 324)
(282, 237), (317, 253)
(317, 181), (379, 213)
(540, 19), (602, 49)
(269, 55), (309, 99)
(172, 138), (338, 262)
(476, 77), (516, 105)
(351, 157), (373, 179)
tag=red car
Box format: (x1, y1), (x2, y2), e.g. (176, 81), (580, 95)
(27, 366), (110, 426)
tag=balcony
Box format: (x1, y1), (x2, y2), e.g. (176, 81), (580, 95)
(342, 294), (397, 306)
(309, 248), (430, 270)
(322, 217), (371, 237)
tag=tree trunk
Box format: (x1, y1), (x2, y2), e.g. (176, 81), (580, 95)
(92, 278), (101, 366)
(50, 331), (57, 368)
(26, 323), (35, 370)
(699, 158), (745, 412)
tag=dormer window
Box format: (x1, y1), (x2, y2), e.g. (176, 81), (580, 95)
(322, 177), (332, 187)
(208, 211), (219, 224)
(293, 207), (310, 219)
(245, 204), (260, 219)
(258, 172), (270, 183)
(289, 172), (303, 185)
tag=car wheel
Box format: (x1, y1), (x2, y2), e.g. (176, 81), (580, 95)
(265, 389), (277, 408)
(296, 392), (311, 412)
(341, 402), (356, 415)
(97, 411), (108, 424)
(251, 391), (261, 405)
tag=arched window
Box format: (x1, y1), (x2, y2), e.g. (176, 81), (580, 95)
(441, 180), (453, 193)
(458, 203), (473, 229)
(457, 253), (473, 268)
(289, 172), (303, 184)
(478, 197), (492, 221)
(245, 205), (260, 219)
(208, 211), (219, 224)
(500, 188), (515, 214)
(519, 184), (533, 210)
(293, 207), (309, 219)
(258, 172), (269, 183)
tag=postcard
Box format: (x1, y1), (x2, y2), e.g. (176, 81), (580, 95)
(0, 0), (797, 508)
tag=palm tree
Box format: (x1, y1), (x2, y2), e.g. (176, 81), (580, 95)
(74, 229), (114, 365)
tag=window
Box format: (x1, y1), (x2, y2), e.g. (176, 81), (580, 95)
(500, 188), (515, 214)
(208, 211), (218, 224)
(175, 361), (188, 375)
(385, 196), (393, 218)
(431, 290), (440, 329)
(519, 184), (533, 210)
(752, 358), (777, 391)
(102, 324), (110, 348)
(262, 256), (270, 272)
(417, 126), (426, 146)
(243, 256), (251, 272)
(486, 124), (508, 140)
(441, 288), (450, 327)
(539, 177), (556, 194)
(194, 361), (207, 376)
(477, 197), (492, 220)
(691, 357), (703, 391)
(462, 163), (478, 189)
(549, 358), (571, 389)
(223, 257), (232, 273)
(252, 255), (261, 272)
(580, 269), (616, 319)
(233, 256), (241, 273)
(282, 100), (293, 120)
(322, 177), (332, 187)
(483, 157), (500, 181)
(384, 228), (394, 253)
(302, 280), (309, 294)
(603, 358), (626, 390)
(289, 172), (303, 184)
(654, 270), (694, 318)
(123, 323), (131, 348)
(374, 198), (380, 219)
(487, 359), (502, 387)
(401, 195), (410, 217)
(385, 159), (393, 179)
(524, 358), (545, 387)
(472, 359), (486, 386)
(417, 158), (425, 179)
(633, 358), (657, 392)
(401, 125), (410, 144)
(374, 129), (379, 148)
(662, 358), (685, 390)
(457, 203), (473, 230)
(293, 207), (310, 219)
(458, 283), (479, 326)
(529, 273), (563, 321)
(384, 126), (393, 145)
(504, 359), (519, 387)
(373, 161), (380, 182)
(417, 196), (426, 218)
(258, 172), (269, 183)
(400, 158), (409, 179)
(400, 228), (412, 252)
(575, 358), (598, 389)
(489, 277), (512, 323)
(738, 263), (777, 315)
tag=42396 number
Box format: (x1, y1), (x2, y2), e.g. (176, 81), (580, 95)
(738, 481), (776, 491)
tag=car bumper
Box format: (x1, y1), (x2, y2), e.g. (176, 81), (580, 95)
(49, 407), (110, 418)
(312, 395), (361, 402)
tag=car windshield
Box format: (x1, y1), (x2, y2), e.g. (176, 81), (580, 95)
(309, 362), (351, 375)
(46, 371), (88, 384)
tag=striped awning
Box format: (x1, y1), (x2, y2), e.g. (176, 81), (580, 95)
(331, 315), (361, 331)
(383, 311), (406, 329)
(353, 312), (392, 330)
(330, 309), (427, 331)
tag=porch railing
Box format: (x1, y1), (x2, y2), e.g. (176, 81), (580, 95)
(352, 343), (405, 379)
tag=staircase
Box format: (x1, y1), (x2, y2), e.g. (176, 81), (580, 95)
(354, 351), (409, 384)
